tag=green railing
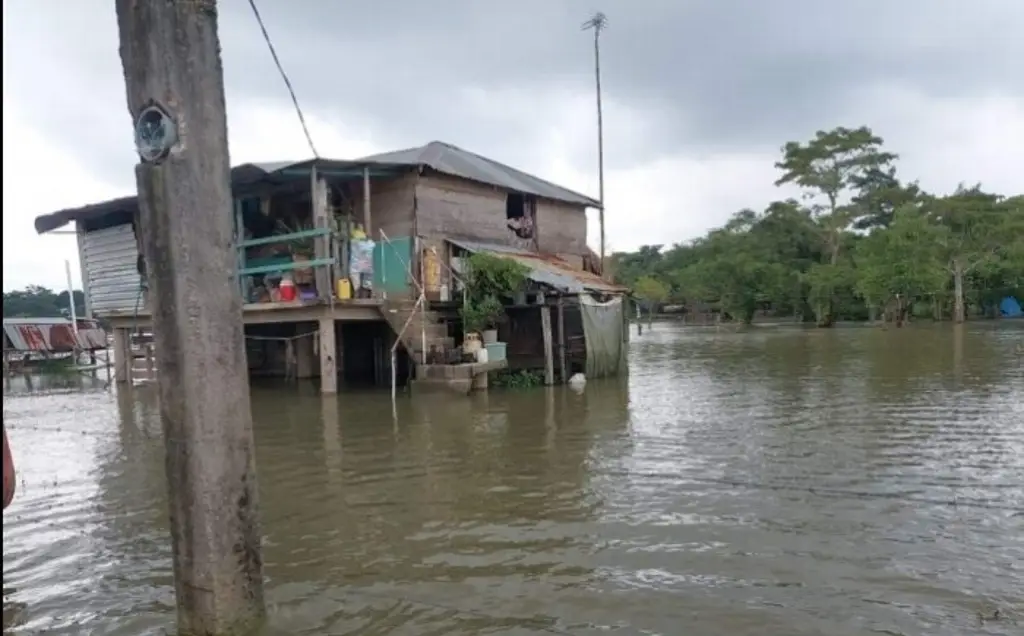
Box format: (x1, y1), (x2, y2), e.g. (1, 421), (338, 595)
(236, 227), (329, 249)
(239, 257), (334, 277)
(235, 221), (336, 299)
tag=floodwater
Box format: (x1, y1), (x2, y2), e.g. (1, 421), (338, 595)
(3, 323), (1023, 636)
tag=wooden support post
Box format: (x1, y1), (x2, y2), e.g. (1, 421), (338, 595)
(319, 317), (337, 395)
(114, 1), (265, 632)
(557, 297), (567, 384)
(234, 199), (246, 299)
(541, 305), (554, 386)
(284, 339), (296, 383)
(311, 169), (331, 300)
(295, 332), (315, 379)
(362, 166), (371, 233)
(112, 328), (130, 384)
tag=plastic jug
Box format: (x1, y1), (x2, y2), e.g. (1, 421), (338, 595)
(336, 278), (352, 300)
(279, 276), (297, 302)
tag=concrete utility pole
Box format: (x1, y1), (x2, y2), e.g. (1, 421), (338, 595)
(114, 1), (266, 633)
(582, 11), (608, 273)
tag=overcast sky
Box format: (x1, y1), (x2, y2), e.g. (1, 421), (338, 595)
(3, 0), (1023, 292)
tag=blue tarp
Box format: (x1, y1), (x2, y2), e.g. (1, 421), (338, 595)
(999, 296), (1023, 318)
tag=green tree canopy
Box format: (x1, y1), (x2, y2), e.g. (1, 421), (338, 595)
(619, 125), (1024, 325)
(3, 286), (86, 319)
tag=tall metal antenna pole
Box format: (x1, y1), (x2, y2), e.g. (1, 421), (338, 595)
(582, 12), (607, 274)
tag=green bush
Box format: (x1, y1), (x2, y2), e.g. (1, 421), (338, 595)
(458, 253), (530, 332)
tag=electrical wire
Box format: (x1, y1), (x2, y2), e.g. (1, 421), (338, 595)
(245, 0), (320, 158)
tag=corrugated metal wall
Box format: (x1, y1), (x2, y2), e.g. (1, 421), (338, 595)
(81, 224), (141, 315)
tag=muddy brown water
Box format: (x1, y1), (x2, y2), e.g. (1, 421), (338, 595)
(3, 323), (1023, 635)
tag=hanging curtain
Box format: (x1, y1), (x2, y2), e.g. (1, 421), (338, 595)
(579, 295), (626, 378)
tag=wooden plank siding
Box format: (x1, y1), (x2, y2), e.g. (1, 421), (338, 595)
(414, 174), (589, 256)
(350, 172), (417, 241)
(535, 199), (588, 256)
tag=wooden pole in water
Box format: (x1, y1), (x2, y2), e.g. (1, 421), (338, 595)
(64, 260), (79, 335)
(114, 1), (266, 632)
(541, 304), (555, 386)
(556, 297), (567, 384)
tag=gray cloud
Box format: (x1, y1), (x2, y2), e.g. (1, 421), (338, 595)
(5, 0), (1023, 196)
(218, 0), (1024, 161)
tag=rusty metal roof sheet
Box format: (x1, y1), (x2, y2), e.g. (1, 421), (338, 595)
(3, 318), (107, 352)
(359, 142), (599, 208)
(447, 239), (625, 295)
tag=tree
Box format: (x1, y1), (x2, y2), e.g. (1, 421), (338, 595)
(604, 124), (1020, 326)
(3, 286), (86, 318)
(632, 275), (669, 327)
(775, 126), (898, 325)
(927, 187), (1010, 322)
(851, 166), (923, 230)
(673, 215), (793, 325)
(611, 245), (666, 287)
(854, 206), (946, 322)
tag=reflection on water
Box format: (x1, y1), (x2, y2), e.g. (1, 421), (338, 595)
(3, 323), (1023, 635)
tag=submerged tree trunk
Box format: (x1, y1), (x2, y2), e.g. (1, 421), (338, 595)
(952, 262), (966, 323)
(815, 298), (835, 328)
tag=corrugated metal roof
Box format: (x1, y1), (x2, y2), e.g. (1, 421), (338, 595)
(359, 142), (600, 208)
(33, 159), (406, 234)
(36, 142), (598, 234)
(448, 239), (625, 295)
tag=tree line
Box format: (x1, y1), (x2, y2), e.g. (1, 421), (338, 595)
(613, 126), (1024, 325)
(3, 286), (87, 319)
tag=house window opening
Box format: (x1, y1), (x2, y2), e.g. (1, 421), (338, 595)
(506, 192), (535, 240)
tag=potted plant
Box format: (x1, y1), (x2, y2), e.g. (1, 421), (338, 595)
(460, 295), (504, 339)
(458, 252), (529, 344)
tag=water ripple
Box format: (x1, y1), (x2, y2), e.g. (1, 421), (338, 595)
(3, 324), (1022, 635)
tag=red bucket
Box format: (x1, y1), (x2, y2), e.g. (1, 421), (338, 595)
(279, 278), (297, 302)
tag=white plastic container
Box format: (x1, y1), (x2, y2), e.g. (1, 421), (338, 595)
(463, 332), (482, 355)
(475, 347), (489, 363)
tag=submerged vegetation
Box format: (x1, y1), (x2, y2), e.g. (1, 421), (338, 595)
(491, 369), (544, 389)
(614, 126), (1024, 325)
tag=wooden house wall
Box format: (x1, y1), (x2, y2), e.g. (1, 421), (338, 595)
(414, 174), (589, 255)
(535, 200), (588, 256)
(415, 174), (514, 245)
(499, 303), (585, 381)
(348, 172), (417, 240)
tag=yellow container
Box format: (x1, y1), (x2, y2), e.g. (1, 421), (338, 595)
(422, 248), (442, 294)
(335, 278), (352, 300)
